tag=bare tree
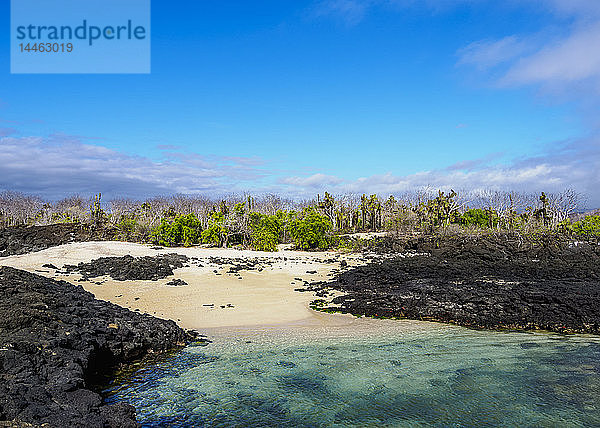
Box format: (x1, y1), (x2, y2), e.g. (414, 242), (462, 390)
(545, 189), (581, 226)
(0, 191), (43, 226)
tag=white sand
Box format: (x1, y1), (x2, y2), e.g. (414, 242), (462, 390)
(0, 241), (371, 331)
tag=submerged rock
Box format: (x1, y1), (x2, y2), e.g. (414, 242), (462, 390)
(0, 266), (196, 427)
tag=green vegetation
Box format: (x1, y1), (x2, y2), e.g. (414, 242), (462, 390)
(249, 213), (281, 252)
(1, 188), (595, 250)
(290, 208), (332, 250)
(201, 212), (228, 247)
(151, 213), (202, 247)
(309, 299), (341, 313)
(116, 214), (138, 241)
(569, 215), (600, 238)
(460, 208), (498, 229)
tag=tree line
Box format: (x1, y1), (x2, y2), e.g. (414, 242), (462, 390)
(0, 188), (598, 251)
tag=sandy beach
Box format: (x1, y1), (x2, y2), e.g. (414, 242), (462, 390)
(0, 241), (369, 331)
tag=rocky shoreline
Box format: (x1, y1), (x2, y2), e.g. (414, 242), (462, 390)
(0, 224), (113, 257)
(3, 224), (600, 426)
(0, 266), (196, 427)
(306, 236), (600, 334)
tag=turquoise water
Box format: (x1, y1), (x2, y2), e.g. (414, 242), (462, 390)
(105, 323), (600, 427)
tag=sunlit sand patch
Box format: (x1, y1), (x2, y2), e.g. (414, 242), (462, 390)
(0, 241), (373, 331)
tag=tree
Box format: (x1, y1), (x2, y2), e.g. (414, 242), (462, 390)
(201, 212), (228, 246)
(249, 213), (281, 251)
(89, 193), (108, 231)
(460, 208), (498, 228)
(151, 213), (202, 247)
(290, 207), (332, 250)
(317, 192), (336, 226)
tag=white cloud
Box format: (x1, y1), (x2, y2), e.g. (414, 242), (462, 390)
(0, 135), (267, 200)
(312, 0), (482, 25)
(457, 36), (533, 70)
(446, 152), (503, 171)
(543, 0), (600, 18)
(2, 132), (598, 207)
(502, 24), (600, 86)
(457, 2), (600, 97)
(0, 128), (16, 137)
(280, 173), (343, 188)
(456, 1), (600, 154)
(279, 137), (600, 207)
(313, 0), (371, 25)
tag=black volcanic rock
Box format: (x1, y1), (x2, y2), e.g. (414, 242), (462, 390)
(0, 224), (91, 257)
(0, 266), (196, 427)
(310, 238), (600, 334)
(41, 263), (58, 270)
(166, 278), (188, 286)
(0, 224), (118, 257)
(64, 254), (189, 281)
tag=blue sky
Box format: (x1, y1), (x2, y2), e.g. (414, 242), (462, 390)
(1, 0), (599, 206)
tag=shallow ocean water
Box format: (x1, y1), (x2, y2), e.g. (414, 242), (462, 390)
(104, 322), (600, 427)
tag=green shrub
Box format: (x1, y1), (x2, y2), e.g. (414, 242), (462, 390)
(274, 209), (296, 243)
(249, 212), (281, 251)
(116, 215), (138, 241)
(571, 215), (600, 237)
(201, 212), (228, 246)
(50, 212), (80, 224)
(460, 208), (498, 228)
(151, 213), (202, 247)
(290, 207), (332, 250)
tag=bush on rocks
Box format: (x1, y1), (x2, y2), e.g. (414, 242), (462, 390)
(460, 208), (498, 228)
(571, 215), (600, 238)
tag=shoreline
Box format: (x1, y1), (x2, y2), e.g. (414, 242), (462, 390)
(2, 238), (600, 335)
(2, 235), (600, 426)
(0, 241), (363, 331)
(0, 266), (195, 427)
(305, 236), (600, 335)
